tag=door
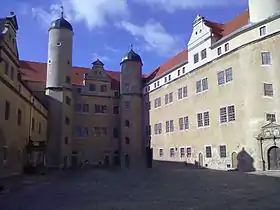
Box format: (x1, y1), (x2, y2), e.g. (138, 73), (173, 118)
(198, 153), (203, 167)
(232, 152), (238, 169)
(268, 146), (280, 170)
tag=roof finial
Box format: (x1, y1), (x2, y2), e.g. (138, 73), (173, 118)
(129, 44), (133, 51)
(60, 5), (64, 18)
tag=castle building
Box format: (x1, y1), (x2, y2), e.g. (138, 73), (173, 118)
(1, 0), (280, 177)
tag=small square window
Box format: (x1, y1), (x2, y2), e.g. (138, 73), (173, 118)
(217, 47), (222, 55)
(194, 53), (199, 63)
(225, 43), (229, 52)
(266, 113), (276, 122)
(201, 49), (207, 60)
(260, 26), (266, 36)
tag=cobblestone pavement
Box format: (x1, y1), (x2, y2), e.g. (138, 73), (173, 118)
(1, 163), (280, 210)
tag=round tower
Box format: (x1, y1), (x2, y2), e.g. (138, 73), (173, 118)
(120, 46), (144, 168)
(249, 0), (280, 23)
(46, 11), (73, 89)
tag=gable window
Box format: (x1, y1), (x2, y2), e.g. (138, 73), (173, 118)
(180, 148), (185, 158)
(206, 146), (212, 158)
(5, 101), (10, 120)
(261, 52), (271, 65)
(259, 26), (266, 36)
(220, 145), (227, 158)
(196, 78), (208, 93)
(169, 148), (175, 158)
(225, 43), (229, 52)
(89, 84), (96, 91)
(264, 83), (273, 97)
(217, 47), (222, 55)
(159, 149), (164, 157)
(17, 109), (22, 125)
(101, 85), (107, 92)
(220, 105), (236, 123)
(218, 68), (233, 85)
(266, 113), (276, 122)
(201, 49), (207, 60)
(194, 53), (199, 64)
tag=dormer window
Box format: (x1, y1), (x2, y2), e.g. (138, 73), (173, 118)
(217, 47), (222, 56)
(225, 43), (229, 52)
(260, 26), (266, 36)
(168, 75), (171, 81)
(164, 77), (167, 83)
(194, 53), (199, 64)
(201, 49), (207, 60)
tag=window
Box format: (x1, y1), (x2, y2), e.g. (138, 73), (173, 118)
(217, 47), (222, 55)
(125, 83), (130, 91)
(165, 120), (174, 133)
(225, 43), (229, 52)
(180, 148), (185, 158)
(5, 101), (10, 120)
(164, 77), (167, 83)
(113, 128), (119, 138)
(169, 92), (173, 103)
(75, 127), (89, 138)
(3, 146), (8, 162)
(17, 109), (22, 125)
(170, 148), (175, 158)
(101, 85), (107, 92)
(204, 111), (210, 126)
(259, 26), (266, 36)
(114, 91), (119, 97)
(183, 86), (188, 97)
(182, 67), (185, 74)
(65, 117), (70, 125)
(165, 94), (168, 104)
(264, 83), (273, 97)
(31, 117), (35, 131)
(261, 52), (271, 65)
(64, 137), (68, 145)
(206, 146), (212, 158)
(266, 113), (276, 122)
(201, 49), (207, 60)
(113, 106), (119, 114)
(125, 120), (130, 127)
(225, 68), (233, 82)
(94, 104), (107, 113)
(125, 137), (130, 145)
(220, 105), (236, 123)
(196, 78), (208, 93)
(197, 111), (209, 127)
(218, 71), (225, 85)
(38, 122), (41, 134)
(65, 76), (71, 84)
(168, 75), (171, 81)
(65, 96), (71, 105)
(124, 101), (130, 110)
(177, 69), (181, 76)
(220, 145), (227, 158)
(157, 81), (159, 86)
(146, 101), (151, 111)
(82, 104), (89, 113)
(154, 123), (162, 135)
(93, 127), (107, 137)
(89, 84), (96, 91)
(154, 83), (156, 88)
(218, 68), (233, 85)
(197, 113), (203, 127)
(10, 67), (14, 80)
(159, 149), (163, 157)
(178, 88), (182, 99)
(186, 147), (191, 158)
(154, 97), (161, 108)
(194, 53), (199, 63)
(179, 116), (189, 130)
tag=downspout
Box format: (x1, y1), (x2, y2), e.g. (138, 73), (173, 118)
(260, 137), (265, 171)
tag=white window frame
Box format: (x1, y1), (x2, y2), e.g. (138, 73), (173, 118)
(205, 145), (212, 158)
(219, 145), (227, 158)
(259, 26), (266, 36)
(261, 51), (271, 66)
(169, 147), (175, 158)
(179, 147), (185, 159)
(186, 147), (192, 158)
(159, 148), (164, 157)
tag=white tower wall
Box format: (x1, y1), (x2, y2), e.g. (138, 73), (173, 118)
(249, 0), (280, 23)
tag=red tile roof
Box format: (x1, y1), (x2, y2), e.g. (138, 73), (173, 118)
(20, 10), (250, 86)
(19, 60), (121, 90)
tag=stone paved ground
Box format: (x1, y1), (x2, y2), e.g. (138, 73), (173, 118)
(1, 162), (280, 210)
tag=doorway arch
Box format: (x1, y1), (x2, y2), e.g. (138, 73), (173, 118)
(268, 146), (280, 170)
(231, 152), (238, 169)
(198, 153), (203, 167)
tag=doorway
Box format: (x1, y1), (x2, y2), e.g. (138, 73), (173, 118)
(268, 146), (280, 170)
(198, 153), (203, 167)
(231, 152), (238, 169)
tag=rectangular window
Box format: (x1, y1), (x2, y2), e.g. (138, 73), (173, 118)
(154, 83), (156, 88)
(166, 121), (170, 133)
(225, 43), (229, 52)
(165, 94), (168, 104)
(89, 84), (96, 91)
(65, 117), (70, 125)
(203, 111), (210, 126)
(179, 117), (189, 130)
(225, 68), (233, 82)
(75, 127), (89, 138)
(177, 69), (181, 76)
(178, 88), (183, 99)
(113, 128), (118, 138)
(75, 103), (82, 113)
(180, 148), (185, 158)
(101, 85), (107, 92)
(183, 86), (188, 97)
(218, 71), (225, 85)
(206, 146), (212, 158)
(228, 105), (236, 122)
(184, 116), (189, 130)
(17, 109), (22, 125)
(220, 145), (227, 158)
(66, 76), (71, 84)
(182, 67), (185, 74)
(217, 47), (222, 55)
(197, 113), (203, 127)
(186, 147), (191, 158)
(202, 78), (208, 91)
(266, 113), (276, 122)
(94, 104), (108, 113)
(113, 106), (119, 114)
(196, 80), (202, 93)
(218, 68), (232, 85)
(3, 146), (7, 162)
(82, 104), (89, 113)
(93, 127), (107, 137)
(259, 26), (266, 36)
(261, 52), (271, 65)
(5, 101), (10, 120)
(168, 75), (171, 81)
(220, 107), (227, 123)
(264, 83), (273, 97)
(170, 120), (174, 132)
(164, 77), (167, 83)
(201, 49), (207, 60)
(179, 118), (184, 130)
(170, 148), (175, 158)
(220, 105), (236, 123)
(169, 92), (173, 103)
(154, 97), (161, 108)
(194, 53), (199, 63)
(65, 96), (71, 105)
(197, 78), (208, 93)
(159, 149), (164, 157)
(157, 81), (159, 86)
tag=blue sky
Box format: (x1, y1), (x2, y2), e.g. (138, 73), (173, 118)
(1, 0), (248, 74)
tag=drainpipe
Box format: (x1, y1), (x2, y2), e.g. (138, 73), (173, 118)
(260, 137), (265, 171)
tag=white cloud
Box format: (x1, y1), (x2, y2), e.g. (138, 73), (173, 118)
(31, 0), (129, 30)
(119, 20), (184, 57)
(132, 0), (247, 13)
(104, 44), (120, 53)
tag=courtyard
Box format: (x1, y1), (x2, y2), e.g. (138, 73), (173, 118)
(1, 162), (280, 210)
